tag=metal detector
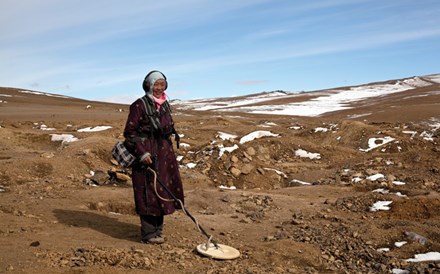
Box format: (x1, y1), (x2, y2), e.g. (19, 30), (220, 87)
(147, 167), (240, 260)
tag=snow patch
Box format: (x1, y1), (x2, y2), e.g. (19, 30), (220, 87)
(295, 149), (321, 160)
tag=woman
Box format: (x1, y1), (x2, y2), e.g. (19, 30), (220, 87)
(123, 70), (184, 244)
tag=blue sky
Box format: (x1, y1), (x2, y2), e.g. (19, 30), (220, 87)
(1, 0), (440, 104)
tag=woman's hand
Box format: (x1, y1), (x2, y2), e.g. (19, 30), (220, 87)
(141, 155), (153, 165)
(140, 152), (153, 165)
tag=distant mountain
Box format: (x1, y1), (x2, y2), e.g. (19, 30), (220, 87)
(0, 87), (126, 107)
(173, 74), (440, 119)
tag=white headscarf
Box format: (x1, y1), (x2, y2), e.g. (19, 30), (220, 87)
(144, 71), (167, 93)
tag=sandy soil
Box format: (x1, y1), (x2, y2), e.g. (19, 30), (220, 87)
(0, 86), (439, 273)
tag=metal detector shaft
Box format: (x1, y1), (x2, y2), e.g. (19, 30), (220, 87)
(147, 168), (219, 248)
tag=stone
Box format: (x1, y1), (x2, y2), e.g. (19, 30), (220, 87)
(221, 195), (230, 202)
(246, 147), (256, 156)
(230, 167), (241, 177)
(241, 164), (254, 175)
(40, 152), (55, 158)
(90, 170), (109, 185)
(115, 172), (130, 182)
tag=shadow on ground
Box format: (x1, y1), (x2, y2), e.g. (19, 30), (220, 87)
(53, 209), (140, 243)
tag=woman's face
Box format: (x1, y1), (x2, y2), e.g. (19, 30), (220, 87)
(152, 79), (166, 98)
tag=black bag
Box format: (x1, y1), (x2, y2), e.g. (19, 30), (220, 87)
(111, 141), (136, 168)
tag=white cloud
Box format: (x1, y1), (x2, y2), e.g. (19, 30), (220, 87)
(1, 1), (439, 102)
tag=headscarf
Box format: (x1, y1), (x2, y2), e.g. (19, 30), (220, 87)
(142, 70), (168, 93)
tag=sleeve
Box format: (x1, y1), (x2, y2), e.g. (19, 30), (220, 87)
(123, 100), (152, 160)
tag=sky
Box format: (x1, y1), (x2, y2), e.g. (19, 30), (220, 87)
(1, 0), (440, 104)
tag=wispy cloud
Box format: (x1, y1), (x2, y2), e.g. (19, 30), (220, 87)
(1, 0), (439, 101)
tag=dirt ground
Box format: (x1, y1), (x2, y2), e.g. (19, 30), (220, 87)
(0, 86), (439, 273)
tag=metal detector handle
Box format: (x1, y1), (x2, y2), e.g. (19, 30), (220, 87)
(182, 207), (219, 248)
(147, 168), (220, 249)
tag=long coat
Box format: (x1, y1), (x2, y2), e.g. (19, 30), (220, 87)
(123, 96), (184, 216)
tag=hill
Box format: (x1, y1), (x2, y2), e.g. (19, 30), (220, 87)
(0, 75), (439, 273)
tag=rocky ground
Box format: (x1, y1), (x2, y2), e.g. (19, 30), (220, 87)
(0, 86), (439, 273)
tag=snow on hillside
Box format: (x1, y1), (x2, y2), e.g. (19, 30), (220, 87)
(425, 74), (440, 83)
(19, 89), (71, 99)
(173, 91), (295, 111)
(175, 75), (439, 117)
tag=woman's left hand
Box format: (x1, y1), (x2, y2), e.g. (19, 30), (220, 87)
(141, 154), (153, 165)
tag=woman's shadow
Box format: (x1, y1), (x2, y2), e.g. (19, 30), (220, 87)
(53, 209), (139, 243)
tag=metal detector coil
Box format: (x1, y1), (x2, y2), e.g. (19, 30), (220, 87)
(196, 243), (241, 260)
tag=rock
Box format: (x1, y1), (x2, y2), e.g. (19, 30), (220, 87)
(90, 170), (109, 185)
(268, 172), (282, 182)
(265, 235), (276, 241)
(221, 195), (230, 202)
(230, 167), (241, 177)
(202, 163), (211, 174)
(291, 219), (302, 225)
(387, 174), (396, 182)
(95, 202), (106, 210)
(240, 218), (253, 223)
(40, 152), (55, 158)
(223, 161), (232, 170)
(365, 169), (379, 176)
(231, 161), (240, 168)
(30, 241), (40, 247)
(115, 172), (130, 182)
(246, 147), (256, 156)
(246, 211), (264, 220)
(83, 178), (95, 186)
(243, 151), (252, 161)
(241, 164), (254, 175)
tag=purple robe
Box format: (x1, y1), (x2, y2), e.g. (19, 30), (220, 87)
(124, 97), (184, 216)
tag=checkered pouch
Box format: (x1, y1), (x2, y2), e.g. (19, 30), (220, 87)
(111, 141), (136, 168)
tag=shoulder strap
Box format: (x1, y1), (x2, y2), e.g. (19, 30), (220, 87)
(162, 100), (172, 114)
(140, 96), (154, 116)
(140, 96), (162, 133)
(142, 96), (174, 122)
(162, 100), (174, 125)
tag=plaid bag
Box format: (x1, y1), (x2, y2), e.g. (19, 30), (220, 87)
(111, 141), (136, 168)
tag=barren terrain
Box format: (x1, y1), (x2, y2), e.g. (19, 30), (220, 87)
(0, 78), (439, 273)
